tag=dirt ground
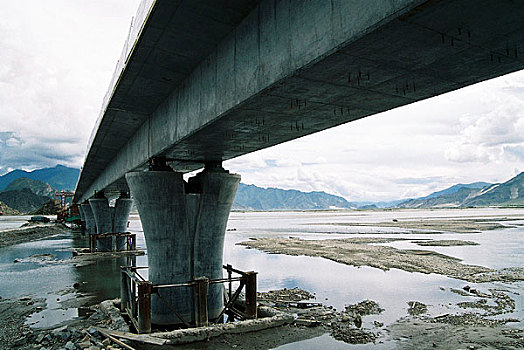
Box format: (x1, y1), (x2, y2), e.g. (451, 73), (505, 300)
(0, 223), (69, 248)
(306, 216), (522, 233)
(1, 285), (522, 350)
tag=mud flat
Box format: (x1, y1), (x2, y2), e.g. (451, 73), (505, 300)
(239, 237), (524, 283)
(306, 216), (520, 233)
(0, 223), (70, 248)
(389, 316), (523, 349)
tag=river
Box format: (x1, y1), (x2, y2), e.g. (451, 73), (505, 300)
(0, 208), (523, 348)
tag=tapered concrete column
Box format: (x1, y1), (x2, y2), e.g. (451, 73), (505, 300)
(78, 206), (85, 221)
(113, 198), (133, 250)
(126, 163), (240, 326)
(78, 205), (86, 234)
(81, 204), (96, 235)
(126, 171), (193, 324)
(89, 198), (113, 251)
(189, 167), (241, 320)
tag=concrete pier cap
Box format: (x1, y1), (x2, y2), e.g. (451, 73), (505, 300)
(126, 159), (240, 325)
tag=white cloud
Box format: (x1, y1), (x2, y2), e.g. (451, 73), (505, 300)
(0, 0), (141, 174)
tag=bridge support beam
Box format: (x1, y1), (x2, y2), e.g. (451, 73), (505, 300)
(126, 163), (240, 325)
(89, 194), (133, 251)
(114, 196), (134, 250)
(78, 205), (86, 234)
(89, 198), (113, 251)
(80, 203), (96, 235)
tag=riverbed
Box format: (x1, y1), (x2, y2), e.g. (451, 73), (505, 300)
(0, 208), (523, 348)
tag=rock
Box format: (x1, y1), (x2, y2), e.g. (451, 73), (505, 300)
(35, 333), (45, 343)
(71, 328), (82, 339)
(52, 326), (71, 340)
(373, 321), (384, 327)
(407, 301), (428, 316)
(73, 282), (80, 289)
(65, 341), (76, 350)
(87, 347), (100, 350)
(87, 327), (99, 337)
(19, 296), (31, 301)
(354, 314), (362, 328)
(13, 336), (26, 346)
(78, 335), (91, 349)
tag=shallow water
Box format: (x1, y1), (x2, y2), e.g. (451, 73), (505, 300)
(0, 208), (523, 347)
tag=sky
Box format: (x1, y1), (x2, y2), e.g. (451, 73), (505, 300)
(1, 1), (524, 202)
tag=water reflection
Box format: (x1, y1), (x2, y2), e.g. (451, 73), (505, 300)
(0, 209), (523, 334)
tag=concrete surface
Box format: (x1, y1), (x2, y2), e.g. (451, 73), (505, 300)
(126, 166), (240, 325)
(188, 166), (240, 320)
(114, 198), (133, 250)
(126, 170), (194, 324)
(80, 204), (96, 235)
(89, 198), (113, 251)
(75, 0), (524, 202)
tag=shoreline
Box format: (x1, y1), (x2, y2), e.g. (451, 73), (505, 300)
(0, 223), (70, 249)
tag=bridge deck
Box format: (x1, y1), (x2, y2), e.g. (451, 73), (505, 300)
(75, 0), (524, 202)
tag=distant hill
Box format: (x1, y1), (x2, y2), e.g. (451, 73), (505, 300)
(399, 182), (491, 208)
(398, 173), (524, 208)
(463, 172), (524, 207)
(233, 183), (355, 210)
(422, 182), (490, 199)
(0, 201), (21, 215)
(0, 188), (51, 213)
(32, 199), (61, 215)
(0, 165), (79, 191)
(4, 177), (56, 197)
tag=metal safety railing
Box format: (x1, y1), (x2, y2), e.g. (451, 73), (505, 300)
(120, 264), (258, 334)
(89, 232), (137, 253)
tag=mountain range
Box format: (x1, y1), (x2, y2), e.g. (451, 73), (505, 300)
(0, 165), (79, 191)
(233, 183), (355, 210)
(0, 165), (523, 213)
(0, 165), (79, 214)
(398, 173), (524, 208)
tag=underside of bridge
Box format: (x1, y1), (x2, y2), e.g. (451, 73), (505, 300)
(75, 0), (524, 202)
(74, 0), (524, 326)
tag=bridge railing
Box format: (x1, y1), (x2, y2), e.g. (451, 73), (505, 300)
(120, 264), (258, 334)
(89, 232), (136, 253)
(87, 0), (155, 156)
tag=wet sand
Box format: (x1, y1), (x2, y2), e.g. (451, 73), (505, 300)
(306, 216), (519, 233)
(0, 223), (70, 248)
(239, 236), (524, 283)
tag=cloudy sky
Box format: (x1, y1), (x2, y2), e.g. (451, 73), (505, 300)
(1, 1), (524, 202)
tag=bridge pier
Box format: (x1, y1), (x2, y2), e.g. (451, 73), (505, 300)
(113, 196), (133, 250)
(78, 205), (86, 234)
(89, 197), (113, 251)
(89, 194), (133, 251)
(80, 203), (96, 235)
(126, 162), (240, 325)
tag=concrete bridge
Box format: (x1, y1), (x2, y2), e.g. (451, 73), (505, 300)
(74, 0), (524, 325)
